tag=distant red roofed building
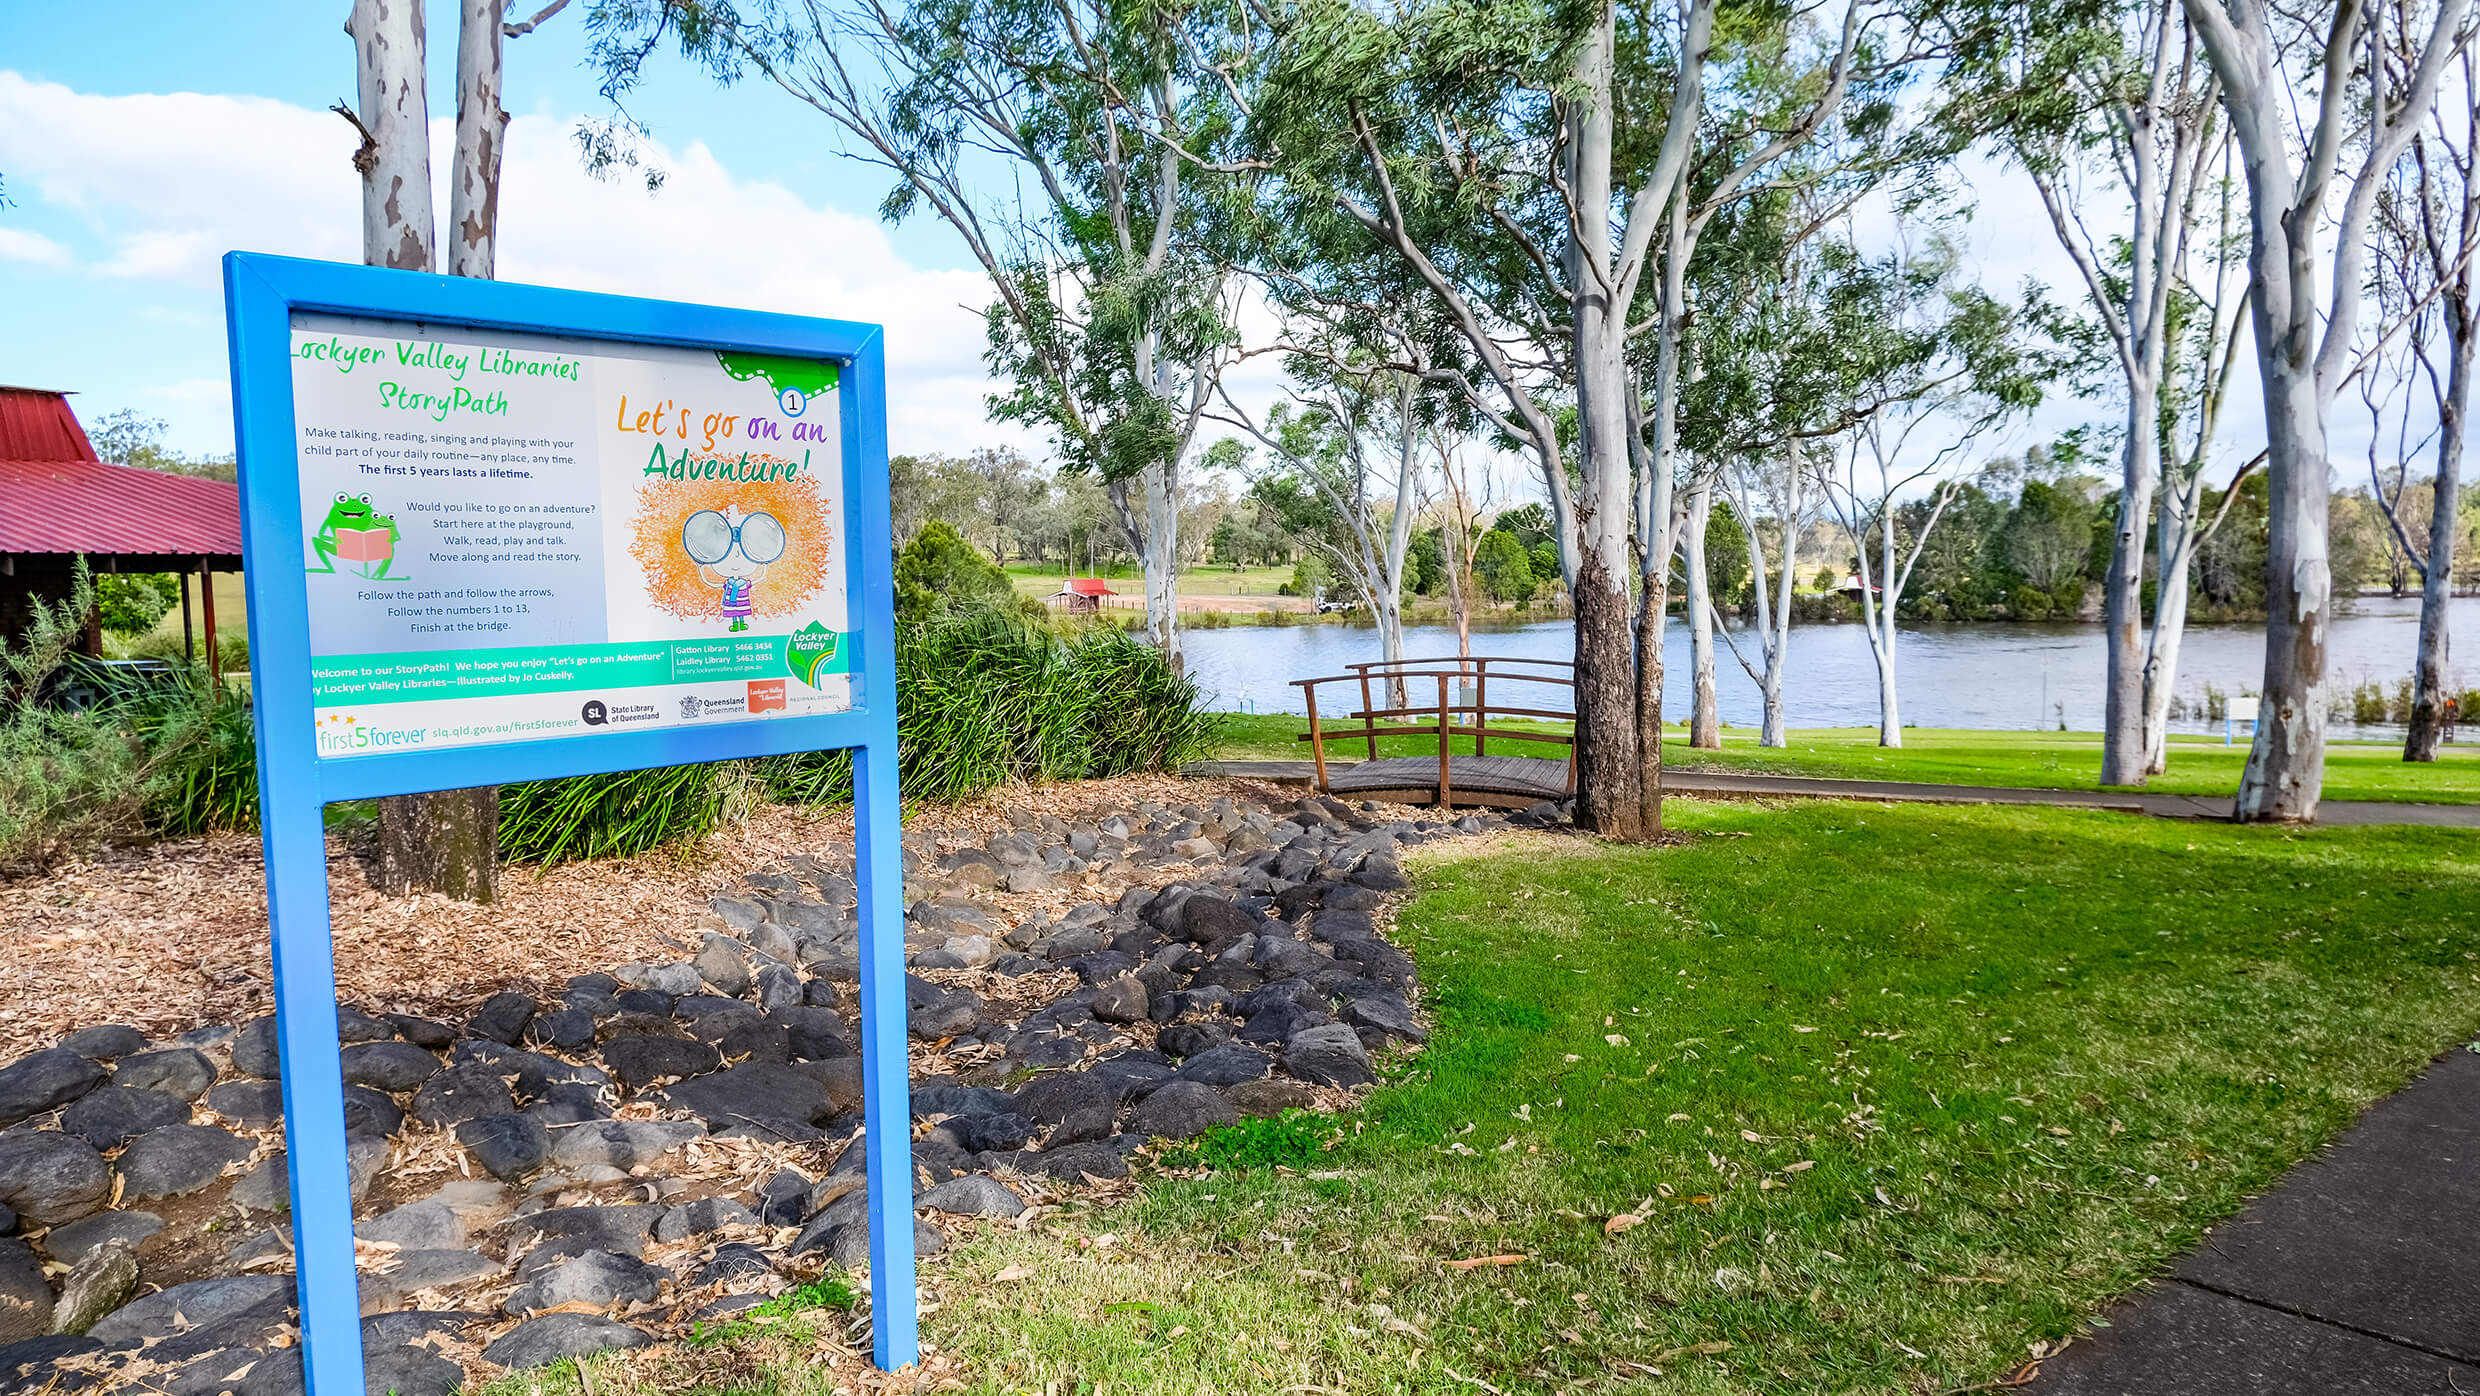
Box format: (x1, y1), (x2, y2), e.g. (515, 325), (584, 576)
(0, 386), (243, 669)
(1044, 575), (1118, 613)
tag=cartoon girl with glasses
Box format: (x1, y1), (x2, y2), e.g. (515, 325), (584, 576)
(681, 504), (788, 631)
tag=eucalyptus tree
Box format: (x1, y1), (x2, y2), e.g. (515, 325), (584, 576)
(1236, 0), (1900, 838)
(2181, 0), (2473, 820)
(1818, 242), (2045, 747)
(1217, 360), (1437, 708)
(1934, 0), (2231, 786)
(2369, 49), (2477, 761)
(584, 0), (1245, 665)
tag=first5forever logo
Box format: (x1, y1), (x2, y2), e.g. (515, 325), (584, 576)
(315, 714), (429, 754)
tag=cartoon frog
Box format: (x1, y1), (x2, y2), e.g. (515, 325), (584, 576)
(309, 492), (402, 578)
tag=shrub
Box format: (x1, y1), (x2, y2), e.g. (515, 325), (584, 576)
(2007, 585), (2054, 621)
(1165, 1109), (1341, 1171)
(894, 521), (1021, 624)
(1474, 530), (1536, 605)
(135, 677), (259, 836)
(499, 761), (761, 866)
(96, 573), (178, 636)
(0, 565), (214, 874)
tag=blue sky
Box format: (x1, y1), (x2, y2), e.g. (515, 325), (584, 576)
(0, 1), (1006, 458)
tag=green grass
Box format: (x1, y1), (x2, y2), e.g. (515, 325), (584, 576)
(907, 802), (2480, 1393)
(1206, 713), (2480, 805)
(531, 800), (2480, 1394)
(1005, 560), (1301, 600)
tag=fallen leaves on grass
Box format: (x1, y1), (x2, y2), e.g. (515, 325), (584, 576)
(1443, 1254), (1530, 1270)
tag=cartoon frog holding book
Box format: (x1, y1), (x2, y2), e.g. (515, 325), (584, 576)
(309, 492), (403, 579)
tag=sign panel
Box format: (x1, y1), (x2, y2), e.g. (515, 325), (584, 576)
(225, 255), (916, 1396)
(287, 314), (854, 757)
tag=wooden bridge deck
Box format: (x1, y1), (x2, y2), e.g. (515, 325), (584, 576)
(1322, 754), (1571, 808)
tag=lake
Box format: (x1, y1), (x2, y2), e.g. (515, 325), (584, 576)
(1181, 594), (2480, 737)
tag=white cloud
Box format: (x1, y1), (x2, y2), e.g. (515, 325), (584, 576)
(0, 227), (71, 266)
(0, 72), (1022, 457)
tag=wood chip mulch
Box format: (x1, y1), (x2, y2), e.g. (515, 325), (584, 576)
(0, 775), (1298, 1061)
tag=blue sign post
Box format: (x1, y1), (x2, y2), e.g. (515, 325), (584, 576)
(223, 252), (917, 1394)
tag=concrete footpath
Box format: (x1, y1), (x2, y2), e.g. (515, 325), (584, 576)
(2033, 1048), (2480, 1395)
(1183, 760), (2480, 828)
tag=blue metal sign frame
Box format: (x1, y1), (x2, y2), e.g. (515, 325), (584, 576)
(223, 252), (916, 1392)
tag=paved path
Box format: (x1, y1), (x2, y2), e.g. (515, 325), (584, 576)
(1184, 759), (2480, 828)
(2032, 1048), (2480, 1395)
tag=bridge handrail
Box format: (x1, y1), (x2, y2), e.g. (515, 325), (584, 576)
(1287, 659), (1577, 801)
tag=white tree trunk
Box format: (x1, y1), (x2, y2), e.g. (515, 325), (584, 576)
(1684, 484), (1719, 747)
(1138, 461), (1183, 668)
(2142, 472), (2204, 773)
(2101, 388), (2160, 783)
(347, 0), (435, 271)
(449, 0), (508, 279)
(1876, 637), (1901, 746)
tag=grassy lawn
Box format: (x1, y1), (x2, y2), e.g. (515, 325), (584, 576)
(544, 800), (2480, 1395)
(1205, 712), (2480, 805)
(912, 802), (2480, 1393)
(1006, 561), (1300, 600)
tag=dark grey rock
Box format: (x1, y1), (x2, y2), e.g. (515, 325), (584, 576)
(601, 1035), (720, 1092)
(653, 1197), (758, 1243)
(1011, 1073), (1114, 1126)
(111, 1048), (215, 1103)
(694, 1241), (778, 1285)
(1090, 975), (1150, 1024)
(234, 1340), (466, 1396)
(1284, 1022), (1377, 1088)
(503, 1204), (663, 1251)
(1128, 1081), (1238, 1141)
(0, 1050), (108, 1127)
(456, 1112), (550, 1182)
(1172, 1044), (1274, 1089)
(205, 1080), (286, 1126)
(1014, 1142), (1129, 1183)
(0, 1240), (49, 1344)
(341, 1086), (406, 1138)
(528, 1006), (597, 1053)
(59, 1087), (191, 1150)
(792, 1057), (865, 1115)
(658, 1062), (829, 1132)
(1237, 1000), (1327, 1046)
(384, 1014), (460, 1048)
(57, 1027), (147, 1062)
(772, 1006), (848, 1061)
(756, 1170), (816, 1227)
(0, 1131), (107, 1225)
(337, 1041), (438, 1095)
(336, 1006), (395, 1044)
(86, 1275), (291, 1345)
(410, 1065), (517, 1128)
(481, 1312), (652, 1370)
(39, 1210), (162, 1266)
(929, 1113), (1035, 1154)
(1156, 1023), (1231, 1061)
(360, 1199), (465, 1250)
(917, 1174), (1024, 1218)
(1342, 992), (1426, 1047)
(116, 1124), (252, 1201)
(231, 1015), (281, 1079)
(503, 1250), (663, 1315)
(0, 1334), (107, 1392)
(467, 992), (538, 1046)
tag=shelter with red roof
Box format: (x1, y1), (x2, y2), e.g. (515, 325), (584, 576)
(0, 386), (244, 674)
(1043, 575), (1118, 614)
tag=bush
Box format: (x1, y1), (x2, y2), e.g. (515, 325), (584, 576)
(136, 678), (259, 836)
(1474, 530), (1536, 605)
(0, 565), (215, 874)
(97, 573), (178, 636)
(499, 761), (760, 866)
(894, 521), (1021, 624)
(2008, 585), (2054, 621)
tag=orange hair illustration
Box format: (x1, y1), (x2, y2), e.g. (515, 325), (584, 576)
(630, 468), (836, 622)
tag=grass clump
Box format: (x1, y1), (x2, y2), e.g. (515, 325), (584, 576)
(1165, 1109), (1344, 1172)
(681, 1274), (858, 1348)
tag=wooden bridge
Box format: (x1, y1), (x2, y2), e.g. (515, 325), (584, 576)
(1294, 656), (1575, 809)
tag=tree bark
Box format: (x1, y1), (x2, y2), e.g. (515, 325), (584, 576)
(1684, 484), (1719, 747)
(346, 0), (435, 272)
(379, 787), (500, 902)
(1634, 575), (1665, 835)
(2406, 296), (2468, 760)
(2142, 479), (2201, 773)
(449, 0), (508, 279)
(1571, 551), (1642, 839)
(2100, 387), (2160, 784)
(1139, 462), (1184, 669)
(2237, 350), (2331, 819)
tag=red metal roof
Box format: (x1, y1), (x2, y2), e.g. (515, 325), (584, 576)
(0, 389), (242, 557)
(1062, 577), (1117, 596)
